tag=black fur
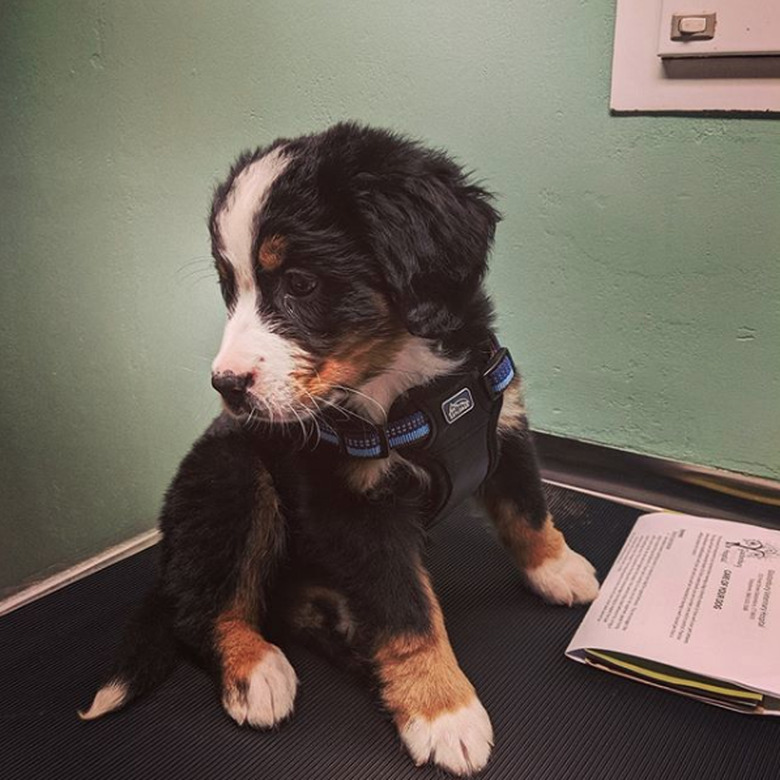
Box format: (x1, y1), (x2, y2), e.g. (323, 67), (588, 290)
(482, 417), (549, 532)
(86, 125), (560, 767)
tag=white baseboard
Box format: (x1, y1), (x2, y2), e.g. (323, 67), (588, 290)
(0, 529), (161, 618)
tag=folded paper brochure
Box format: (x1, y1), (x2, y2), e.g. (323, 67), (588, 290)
(566, 512), (780, 715)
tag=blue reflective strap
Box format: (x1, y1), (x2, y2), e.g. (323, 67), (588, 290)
(318, 411), (431, 457)
(486, 352), (515, 395)
(340, 412), (431, 458)
(387, 411), (431, 448)
(344, 431), (384, 458)
(345, 442), (383, 458)
(318, 423), (340, 446)
(315, 343), (514, 458)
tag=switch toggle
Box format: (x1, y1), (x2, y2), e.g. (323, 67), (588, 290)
(670, 13), (716, 41)
(679, 17), (707, 34)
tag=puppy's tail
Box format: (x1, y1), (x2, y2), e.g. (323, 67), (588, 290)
(79, 586), (178, 721)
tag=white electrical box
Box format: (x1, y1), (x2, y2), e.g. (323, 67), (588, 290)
(611, 0), (780, 112)
(659, 0), (780, 58)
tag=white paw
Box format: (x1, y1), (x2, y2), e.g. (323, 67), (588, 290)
(400, 697), (494, 776)
(525, 544), (599, 606)
(222, 646), (298, 729)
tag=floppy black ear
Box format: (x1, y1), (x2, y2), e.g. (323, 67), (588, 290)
(354, 145), (500, 339)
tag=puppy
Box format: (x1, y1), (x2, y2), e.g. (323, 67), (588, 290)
(81, 123), (599, 776)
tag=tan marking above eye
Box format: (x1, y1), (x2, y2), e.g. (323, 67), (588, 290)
(258, 235), (287, 271)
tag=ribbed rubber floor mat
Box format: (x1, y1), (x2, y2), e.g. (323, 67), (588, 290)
(1, 485), (778, 779)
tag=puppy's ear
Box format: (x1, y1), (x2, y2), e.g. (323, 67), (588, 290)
(354, 154), (500, 339)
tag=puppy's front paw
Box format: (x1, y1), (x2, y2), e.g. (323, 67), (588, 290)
(525, 544), (599, 606)
(222, 646), (297, 729)
(400, 697), (494, 777)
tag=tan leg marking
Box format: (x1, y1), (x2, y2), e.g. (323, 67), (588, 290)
(485, 500), (599, 606)
(215, 467), (297, 728)
(214, 465), (283, 685)
(228, 468), (284, 621)
(216, 610), (273, 684)
(375, 568), (493, 775)
(215, 609), (297, 728)
(485, 499), (565, 570)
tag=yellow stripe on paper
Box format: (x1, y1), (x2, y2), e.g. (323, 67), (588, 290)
(586, 650), (762, 703)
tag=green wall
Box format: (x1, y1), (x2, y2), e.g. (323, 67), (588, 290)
(1, 0), (778, 594)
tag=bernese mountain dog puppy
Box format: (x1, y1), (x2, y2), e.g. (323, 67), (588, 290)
(81, 123), (599, 776)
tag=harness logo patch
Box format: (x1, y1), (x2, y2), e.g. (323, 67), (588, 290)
(442, 388), (474, 425)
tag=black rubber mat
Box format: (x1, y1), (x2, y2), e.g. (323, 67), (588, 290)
(2, 485), (778, 780)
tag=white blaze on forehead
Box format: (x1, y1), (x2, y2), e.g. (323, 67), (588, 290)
(211, 145), (305, 408)
(215, 146), (290, 288)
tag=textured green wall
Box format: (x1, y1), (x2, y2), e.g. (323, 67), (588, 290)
(1, 0), (778, 594)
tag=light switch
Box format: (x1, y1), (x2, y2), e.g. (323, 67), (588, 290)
(660, 1), (780, 58)
(670, 13), (716, 41)
(678, 17), (707, 34)
(612, 0), (780, 112)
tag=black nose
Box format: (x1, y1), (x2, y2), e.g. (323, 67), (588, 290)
(211, 371), (254, 409)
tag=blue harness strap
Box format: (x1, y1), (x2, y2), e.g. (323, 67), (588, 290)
(487, 349), (515, 396)
(316, 346), (514, 459)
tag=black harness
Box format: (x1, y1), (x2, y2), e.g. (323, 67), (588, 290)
(316, 342), (515, 526)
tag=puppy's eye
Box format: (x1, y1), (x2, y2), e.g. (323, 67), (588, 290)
(285, 270), (318, 298)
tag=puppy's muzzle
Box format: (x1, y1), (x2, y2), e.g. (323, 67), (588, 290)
(212, 371), (255, 414)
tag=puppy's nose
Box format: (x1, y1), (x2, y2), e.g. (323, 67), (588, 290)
(211, 371), (254, 408)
